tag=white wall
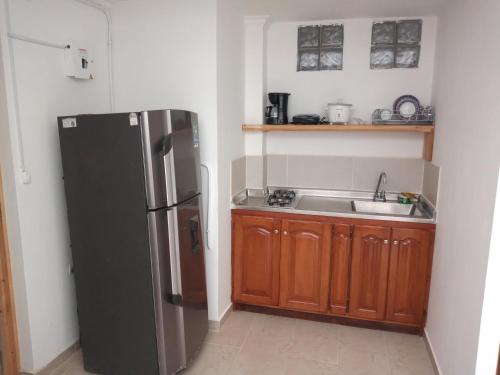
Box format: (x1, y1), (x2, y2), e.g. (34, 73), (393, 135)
(426, 0), (500, 373)
(0, 18), (34, 370)
(111, 0), (220, 320)
(244, 17), (268, 157)
(216, 0), (245, 318)
(1, 1), (244, 370)
(0, 0), (110, 371)
(267, 17), (437, 121)
(475, 169), (500, 375)
(261, 17), (437, 158)
(112, 0), (246, 321)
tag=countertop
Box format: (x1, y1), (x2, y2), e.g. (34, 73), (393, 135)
(232, 188), (437, 224)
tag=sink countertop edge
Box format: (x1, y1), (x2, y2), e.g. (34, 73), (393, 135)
(231, 188), (437, 225)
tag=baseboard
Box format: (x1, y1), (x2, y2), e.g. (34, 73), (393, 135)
(234, 303), (422, 334)
(208, 303), (233, 332)
(26, 306), (234, 374)
(20, 342), (80, 375)
(424, 328), (442, 375)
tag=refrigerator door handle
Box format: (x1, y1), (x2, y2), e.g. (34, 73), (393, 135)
(166, 208), (183, 306)
(162, 134), (177, 207)
(161, 134), (173, 156)
(189, 216), (201, 254)
(200, 164), (211, 250)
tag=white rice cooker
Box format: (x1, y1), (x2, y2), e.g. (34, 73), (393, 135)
(328, 102), (352, 124)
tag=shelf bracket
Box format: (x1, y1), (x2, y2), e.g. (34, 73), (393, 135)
(423, 129), (434, 162)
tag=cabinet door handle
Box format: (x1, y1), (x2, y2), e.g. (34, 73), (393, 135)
(283, 231), (288, 236)
(383, 239), (389, 244)
(274, 229), (279, 235)
(393, 240), (399, 245)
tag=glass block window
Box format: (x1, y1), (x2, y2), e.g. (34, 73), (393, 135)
(370, 20), (422, 69)
(297, 24), (344, 71)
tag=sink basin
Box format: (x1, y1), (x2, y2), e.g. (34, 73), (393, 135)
(296, 196), (352, 213)
(352, 200), (417, 216)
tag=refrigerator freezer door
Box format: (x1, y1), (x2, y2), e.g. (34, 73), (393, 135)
(141, 110), (201, 209)
(168, 110), (202, 205)
(167, 195), (208, 367)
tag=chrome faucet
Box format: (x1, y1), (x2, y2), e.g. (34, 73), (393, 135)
(373, 172), (387, 202)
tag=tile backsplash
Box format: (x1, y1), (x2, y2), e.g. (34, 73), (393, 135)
(351, 157), (425, 193)
(231, 157), (246, 196)
(423, 161), (440, 206)
(231, 154), (440, 198)
(286, 155), (353, 190)
(245, 155), (265, 189)
(268, 155), (425, 193)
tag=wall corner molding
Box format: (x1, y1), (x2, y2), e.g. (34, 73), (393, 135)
(424, 329), (442, 375)
(244, 15), (270, 25)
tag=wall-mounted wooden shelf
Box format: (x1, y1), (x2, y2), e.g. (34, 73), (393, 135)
(242, 124), (434, 133)
(241, 124), (435, 161)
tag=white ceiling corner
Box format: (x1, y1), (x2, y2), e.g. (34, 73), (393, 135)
(243, 0), (448, 21)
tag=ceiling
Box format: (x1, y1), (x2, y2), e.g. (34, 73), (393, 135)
(91, 0), (128, 5)
(244, 0), (448, 21)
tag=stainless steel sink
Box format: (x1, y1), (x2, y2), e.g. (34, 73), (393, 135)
(351, 200), (419, 216)
(296, 195), (352, 213)
(232, 189), (434, 222)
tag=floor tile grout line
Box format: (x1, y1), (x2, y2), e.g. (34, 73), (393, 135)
(282, 317), (300, 375)
(205, 341), (243, 349)
(46, 313), (435, 375)
(222, 312), (257, 374)
(381, 330), (392, 375)
(288, 321), (337, 367)
(239, 313), (299, 375)
(287, 354), (342, 368)
(47, 351), (80, 375)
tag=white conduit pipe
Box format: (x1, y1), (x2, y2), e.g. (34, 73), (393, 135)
(4, 0), (115, 183)
(7, 33), (68, 50)
(73, 0), (114, 112)
(4, 0), (29, 183)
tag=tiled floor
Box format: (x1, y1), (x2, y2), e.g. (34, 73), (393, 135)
(48, 311), (435, 375)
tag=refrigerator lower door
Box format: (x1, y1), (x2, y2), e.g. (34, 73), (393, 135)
(148, 209), (184, 375)
(166, 195), (209, 368)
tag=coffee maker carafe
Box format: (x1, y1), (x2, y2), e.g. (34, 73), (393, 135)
(265, 93), (290, 124)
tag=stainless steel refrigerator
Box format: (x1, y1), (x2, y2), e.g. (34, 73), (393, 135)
(58, 110), (208, 375)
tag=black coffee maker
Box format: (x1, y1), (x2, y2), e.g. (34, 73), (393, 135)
(265, 93), (290, 124)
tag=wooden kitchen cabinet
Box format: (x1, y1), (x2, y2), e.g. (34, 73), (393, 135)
(279, 219), (331, 313)
(386, 228), (433, 325)
(232, 215), (281, 306)
(348, 225), (391, 321)
(329, 224), (353, 315)
(232, 210), (435, 331)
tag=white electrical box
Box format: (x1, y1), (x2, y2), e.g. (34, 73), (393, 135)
(64, 43), (93, 80)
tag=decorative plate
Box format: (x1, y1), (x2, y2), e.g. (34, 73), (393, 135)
(393, 95), (421, 119)
(380, 109), (393, 121)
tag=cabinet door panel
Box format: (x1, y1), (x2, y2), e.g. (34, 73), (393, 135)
(386, 228), (432, 325)
(329, 224), (352, 315)
(348, 225), (391, 320)
(280, 220), (331, 312)
(232, 215), (281, 306)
